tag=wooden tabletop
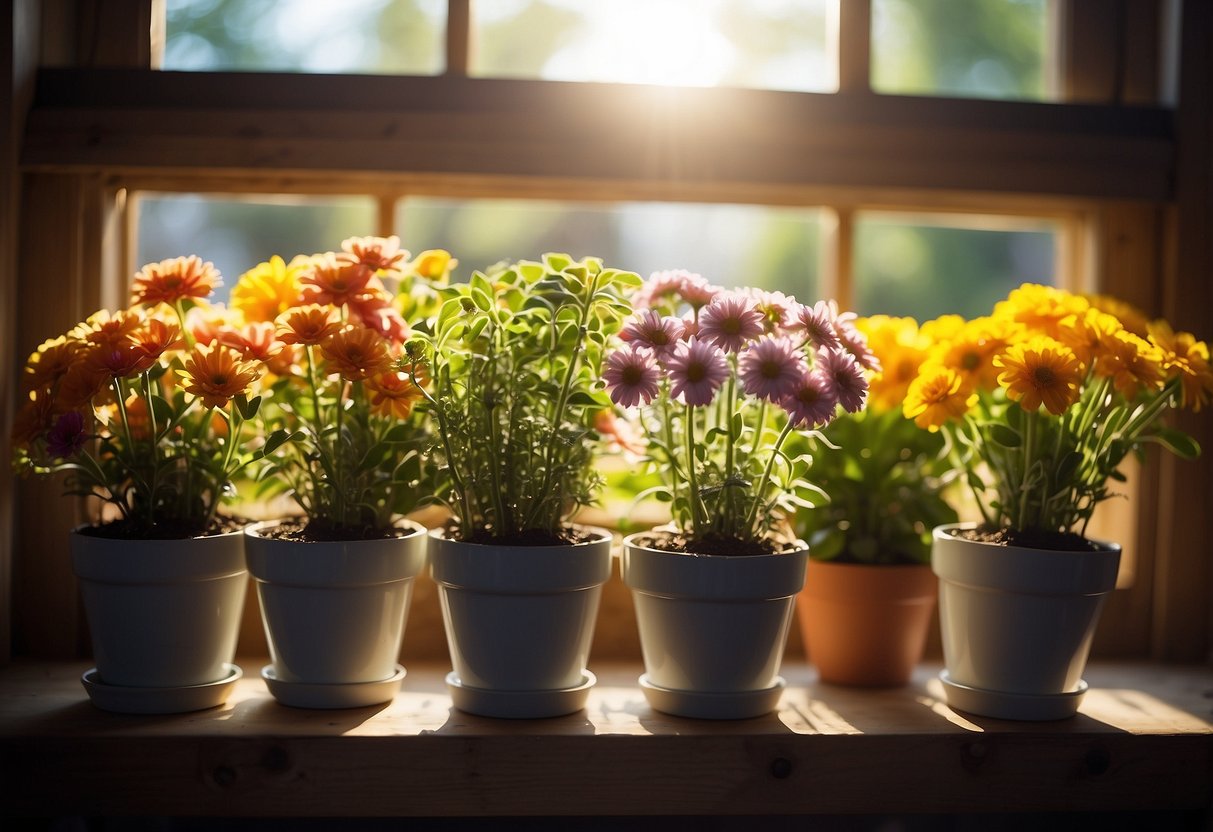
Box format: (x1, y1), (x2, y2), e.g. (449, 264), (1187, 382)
(2, 660), (1210, 817)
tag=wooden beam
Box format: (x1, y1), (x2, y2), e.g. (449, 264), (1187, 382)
(445, 0), (470, 77)
(20, 70), (1175, 201)
(1056, 0), (1123, 103)
(837, 0), (869, 94)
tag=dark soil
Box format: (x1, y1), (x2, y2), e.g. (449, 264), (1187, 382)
(634, 531), (797, 557)
(79, 514), (249, 540)
(953, 525), (1105, 552)
(261, 518), (415, 542)
(446, 523), (600, 547)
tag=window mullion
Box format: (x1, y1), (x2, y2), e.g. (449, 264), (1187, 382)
(837, 0), (871, 94)
(446, 0), (472, 77)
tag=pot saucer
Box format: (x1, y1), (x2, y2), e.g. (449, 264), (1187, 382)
(261, 664), (405, 709)
(939, 671), (1088, 721)
(81, 664), (242, 714)
(445, 670), (596, 719)
(638, 674), (786, 720)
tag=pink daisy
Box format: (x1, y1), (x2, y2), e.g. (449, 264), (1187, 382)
(781, 369), (839, 428)
(676, 272), (722, 310)
(738, 335), (809, 403)
(834, 313), (881, 372)
(698, 292), (764, 353)
(632, 270), (690, 311)
(789, 300), (842, 351)
(664, 338), (729, 406)
(679, 312), (701, 340)
(619, 310), (684, 357)
(818, 347), (869, 413)
(603, 345), (662, 408)
(744, 288), (795, 333)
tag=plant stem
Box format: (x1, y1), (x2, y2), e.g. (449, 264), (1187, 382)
(684, 402), (704, 534)
(745, 420), (795, 535)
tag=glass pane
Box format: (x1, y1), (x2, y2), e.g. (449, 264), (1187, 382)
(871, 0), (1052, 101)
(472, 0), (838, 92)
(399, 198), (821, 300)
(135, 194), (378, 303)
(854, 213), (1057, 320)
(163, 0), (446, 74)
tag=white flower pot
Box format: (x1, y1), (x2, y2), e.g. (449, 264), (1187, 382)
(244, 520), (428, 708)
(932, 522), (1122, 720)
(428, 526), (612, 718)
(71, 527), (248, 711)
(621, 531), (809, 719)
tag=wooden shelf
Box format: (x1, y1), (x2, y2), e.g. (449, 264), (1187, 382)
(1, 660), (1210, 818)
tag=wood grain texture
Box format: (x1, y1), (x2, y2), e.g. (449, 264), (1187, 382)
(0, 661), (1209, 817)
(19, 70), (1175, 201)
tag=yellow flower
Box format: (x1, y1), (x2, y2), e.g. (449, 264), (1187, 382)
(321, 326), (392, 382)
(930, 315), (1019, 392)
(409, 249), (457, 285)
(23, 336), (84, 394)
(903, 364), (977, 431)
(131, 256), (221, 307)
(857, 316), (931, 411)
(994, 336), (1084, 416)
(180, 343), (261, 409)
(993, 283), (1088, 340)
(1095, 330), (1164, 400)
(75, 308), (146, 349)
(231, 255), (303, 323)
(920, 314), (966, 343)
(1085, 293), (1151, 337)
(1148, 321), (1213, 412)
(1056, 307), (1123, 369)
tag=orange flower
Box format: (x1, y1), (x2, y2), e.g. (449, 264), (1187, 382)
(321, 326), (391, 381)
(903, 364), (977, 431)
(123, 395), (151, 440)
(1095, 330), (1164, 400)
(131, 256), (221, 307)
(299, 253), (374, 308)
(1056, 308), (1122, 369)
(56, 361), (111, 410)
(23, 336), (84, 394)
(186, 304), (240, 347)
(348, 287), (410, 344)
(218, 320), (283, 364)
(84, 341), (156, 379)
(130, 317), (183, 361)
(339, 235), (408, 276)
(366, 367), (428, 419)
(76, 309), (145, 349)
(276, 304), (342, 346)
(11, 394), (54, 449)
(181, 343), (261, 409)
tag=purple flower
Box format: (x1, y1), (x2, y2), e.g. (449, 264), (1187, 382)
(664, 338), (729, 407)
(676, 272), (721, 310)
(619, 310), (684, 357)
(46, 410), (87, 458)
(603, 345), (662, 408)
(632, 269), (722, 311)
(789, 300), (842, 351)
(738, 335), (808, 403)
(818, 347), (869, 413)
(781, 369), (839, 428)
(698, 292), (764, 353)
(743, 288), (795, 333)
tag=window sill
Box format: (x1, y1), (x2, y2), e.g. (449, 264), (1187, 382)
(1, 660), (1210, 818)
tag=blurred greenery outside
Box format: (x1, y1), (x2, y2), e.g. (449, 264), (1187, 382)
(152, 1), (1058, 522)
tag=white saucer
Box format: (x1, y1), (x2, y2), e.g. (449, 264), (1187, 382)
(639, 674), (787, 720)
(445, 670), (595, 719)
(940, 671), (1088, 721)
(81, 664), (242, 714)
(262, 664), (405, 709)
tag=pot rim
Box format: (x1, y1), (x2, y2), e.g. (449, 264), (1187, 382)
(933, 521), (1120, 555)
(621, 529), (808, 561)
(428, 523), (613, 550)
(244, 517), (427, 542)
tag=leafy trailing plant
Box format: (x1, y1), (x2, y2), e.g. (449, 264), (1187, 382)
(604, 272), (871, 554)
(410, 253), (640, 544)
(234, 236), (449, 539)
(902, 284), (1208, 541)
(12, 257), (271, 537)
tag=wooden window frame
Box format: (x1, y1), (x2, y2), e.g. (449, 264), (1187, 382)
(3, 0), (1209, 665)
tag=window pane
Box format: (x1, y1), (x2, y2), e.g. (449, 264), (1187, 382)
(871, 0), (1052, 101)
(136, 194), (378, 302)
(399, 198), (822, 300)
(472, 0), (838, 92)
(163, 0), (446, 74)
(854, 213), (1057, 320)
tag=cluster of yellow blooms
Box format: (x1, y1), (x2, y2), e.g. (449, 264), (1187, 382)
(855, 284), (1212, 432)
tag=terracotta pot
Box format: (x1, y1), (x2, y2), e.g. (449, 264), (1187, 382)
(932, 522), (1121, 720)
(797, 559), (937, 687)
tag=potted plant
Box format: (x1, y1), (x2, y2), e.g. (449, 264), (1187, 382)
(907, 284), (1207, 719)
(240, 236), (442, 709)
(12, 256), (270, 713)
(608, 273), (869, 719)
(792, 315), (957, 687)
(414, 253), (639, 718)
